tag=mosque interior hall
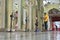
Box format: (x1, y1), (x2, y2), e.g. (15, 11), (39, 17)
(0, 0), (60, 40)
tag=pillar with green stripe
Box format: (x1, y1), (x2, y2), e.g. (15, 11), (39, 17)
(37, 0), (44, 31)
(6, 0), (13, 31)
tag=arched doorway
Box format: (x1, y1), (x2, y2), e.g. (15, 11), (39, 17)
(48, 8), (60, 31)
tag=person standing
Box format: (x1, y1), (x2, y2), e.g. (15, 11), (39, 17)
(44, 13), (48, 31)
(35, 16), (39, 32)
(15, 11), (18, 31)
(55, 24), (57, 31)
(13, 11), (18, 31)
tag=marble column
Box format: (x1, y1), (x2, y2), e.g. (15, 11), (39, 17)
(7, 0), (13, 31)
(18, 0), (22, 31)
(32, 1), (37, 31)
(37, 0), (44, 31)
(29, 4), (32, 31)
(0, 0), (5, 30)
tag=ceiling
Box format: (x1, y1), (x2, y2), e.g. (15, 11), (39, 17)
(43, 0), (60, 5)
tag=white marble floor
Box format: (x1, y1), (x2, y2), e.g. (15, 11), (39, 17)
(0, 31), (60, 40)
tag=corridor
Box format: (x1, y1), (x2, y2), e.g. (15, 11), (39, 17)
(0, 31), (60, 40)
(0, 0), (60, 40)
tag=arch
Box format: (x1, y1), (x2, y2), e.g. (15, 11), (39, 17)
(48, 8), (60, 14)
(48, 8), (60, 31)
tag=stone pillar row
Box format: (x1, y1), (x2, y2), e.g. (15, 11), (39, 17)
(6, 0), (44, 31)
